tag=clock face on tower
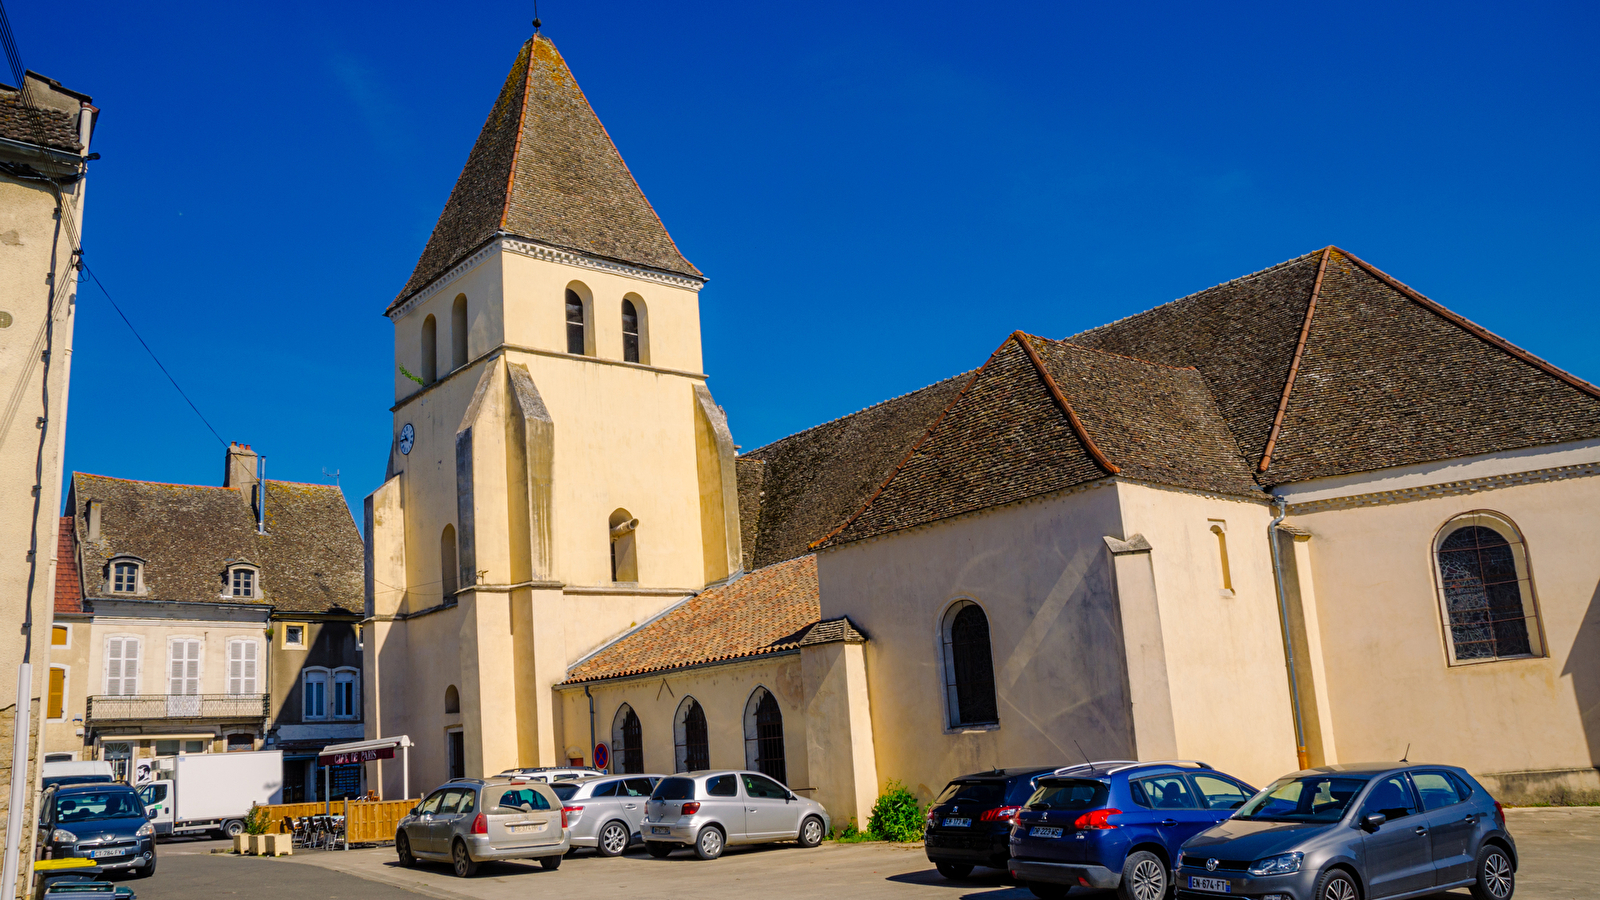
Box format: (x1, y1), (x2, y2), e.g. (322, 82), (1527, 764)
(399, 423), (414, 455)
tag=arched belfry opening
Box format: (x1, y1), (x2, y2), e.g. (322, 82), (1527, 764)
(609, 509), (638, 582)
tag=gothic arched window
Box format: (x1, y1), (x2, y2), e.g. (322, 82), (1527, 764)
(743, 687), (786, 784)
(612, 704), (643, 774)
(1435, 512), (1542, 663)
(673, 697), (710, 773)
(451, 294), (469, 371)
(565, 288), (587, 355)
(622, 299), (641, 363)
(942, 601), (998, 727)
(421, 314), (438, 384)
(440, 524), (459, 602)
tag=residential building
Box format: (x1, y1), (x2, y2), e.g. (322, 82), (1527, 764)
(0, 70), (96, 883)
(49, 444), (366, 799)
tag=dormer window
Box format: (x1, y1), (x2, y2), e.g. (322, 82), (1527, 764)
(108, 557), (144, 595)
(228, 566), (258, 599)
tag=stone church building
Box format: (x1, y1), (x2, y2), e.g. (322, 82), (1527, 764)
(364, 32), (1600, 827)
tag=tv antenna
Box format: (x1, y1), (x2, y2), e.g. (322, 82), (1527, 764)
(322, 468), (340, 488)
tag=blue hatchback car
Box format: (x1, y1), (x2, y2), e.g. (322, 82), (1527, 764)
(1009, 760), (1257, 900)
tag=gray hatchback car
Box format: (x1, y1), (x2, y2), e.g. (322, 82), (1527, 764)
(396, 777), (570, 877)
(1176, 763), (1516, 900)
(642, 770), (830, 859)
(551, 774), (663, 856)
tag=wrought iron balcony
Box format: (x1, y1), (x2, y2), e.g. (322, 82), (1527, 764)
(86, 693), (270, 722)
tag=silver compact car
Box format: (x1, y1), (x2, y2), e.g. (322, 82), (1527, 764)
(550, 774), (663, 856)
(642, 770), (830, 860)
(396, 777), (570, 877)
(1177, 763), (1517, 900)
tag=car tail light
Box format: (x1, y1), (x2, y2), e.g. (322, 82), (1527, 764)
(560, 807), (568, 829)
(980, 806), (1022, 825)
(471, 813), (488, 835)
(1072, 808), (1122, 830)
(1494, 800), (1505, 829)
(563, 805), (583, 818)
(926, 807), (938, 826)
(682, 801), (701, 816)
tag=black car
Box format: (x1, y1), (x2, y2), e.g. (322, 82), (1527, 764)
(924, 767), (1059, 879)
(39, 783), (156, 877)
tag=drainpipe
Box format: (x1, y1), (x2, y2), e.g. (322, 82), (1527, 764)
(1268, 495), (1311, 771)
(584, 685), (595, 771)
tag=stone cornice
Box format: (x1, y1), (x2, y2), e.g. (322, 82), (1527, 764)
(389, 236), (705, 322)
(1285, 460), (1600, 514)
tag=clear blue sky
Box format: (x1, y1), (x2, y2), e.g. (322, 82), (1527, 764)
(18, 0), (1599, 521)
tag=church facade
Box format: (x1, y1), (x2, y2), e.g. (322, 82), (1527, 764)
(365, 33), (1600, 827)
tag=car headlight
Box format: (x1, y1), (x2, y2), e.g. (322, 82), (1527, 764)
(1248, 852), (1304, 876)
(136, 822), (154, 837)
(50, 829), (77, 844)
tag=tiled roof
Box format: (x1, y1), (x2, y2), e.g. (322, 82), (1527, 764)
(0, 91), (79, 152)
(1072, 247), (1600, 485)
(391, 34), (700, 311)
(68, 473), (364, 614)
(818, 333), (1258, 547)
(54, 517), (82, 614)
(736, 375), (970, 569)
(563, 555), (833, 683)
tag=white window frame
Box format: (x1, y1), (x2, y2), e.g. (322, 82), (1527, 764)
(331, 667), (360, 720)
(103, 635), (142, 696)
(225, 565), (260, 600)
(302, 667), (330, 721)
(226, 638), (260, 695)
(47, 665), (69, 721)
(108, 557), (144, 595)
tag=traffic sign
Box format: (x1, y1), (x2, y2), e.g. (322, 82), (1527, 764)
(593, 742), (610, 771)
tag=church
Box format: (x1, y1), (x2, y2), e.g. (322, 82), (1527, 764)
(363, 31), (1600, 828)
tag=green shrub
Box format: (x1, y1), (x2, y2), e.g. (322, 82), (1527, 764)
(244, 805), (270, 835)
(867, 780), (924, 842)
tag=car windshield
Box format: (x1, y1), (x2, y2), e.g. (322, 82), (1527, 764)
(551, 783), (581, 802)
(935, 780), (1006, 807)
(1026, 778), (1109, 811)
(55, 791), (144, 823)
(1236, 775), (1370, 822)
(652, 777), (696, 801)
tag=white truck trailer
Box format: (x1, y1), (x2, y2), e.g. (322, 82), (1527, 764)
(138, 750), (283, 838)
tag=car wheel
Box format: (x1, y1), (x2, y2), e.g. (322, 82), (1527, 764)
(1315, 868), (1361, 900)
(1470, 845), (1515, 900)
(1118, 850), (1168, 900)
(540, 855), (562, 870)
(452, 839), (479, 877)
(799, 816), (825, 848)
(1028, 885), (1069, 900)
(222, 820), (245, 839)
(136, 857), (156, 879)
(694, 825), (725, 860)
(598, 821), (630, 857)
(396, 832), (416, 868)
(935, 861), (973, 880)
(646, 841), (673, 858)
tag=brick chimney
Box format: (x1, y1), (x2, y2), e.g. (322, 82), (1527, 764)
(224, 442), (259, 503)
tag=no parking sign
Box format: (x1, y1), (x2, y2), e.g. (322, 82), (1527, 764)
(593, 742), (609, 771)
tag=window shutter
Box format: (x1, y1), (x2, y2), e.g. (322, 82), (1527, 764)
(47, 668), (65, 719)
(106, 639), (123, 695)
(228, 642), (242, 694)
(123, 640), (139, 694)
(242, 641), (257, 694)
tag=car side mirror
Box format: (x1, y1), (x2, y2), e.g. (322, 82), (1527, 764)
(1360, 813), (1386, 832)
(410, 806), (420, 816)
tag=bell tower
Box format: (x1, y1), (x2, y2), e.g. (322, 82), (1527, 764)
(363, 33), (742, 789)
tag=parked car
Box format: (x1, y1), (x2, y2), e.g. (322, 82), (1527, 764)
(41, 760), (115, 792)
(550, 774), (663, 856)
(395, 777), (570, 877)
(642, 770), (829, 860)
(497, 766), (602, 783)
(925, 766), (1067, 878)
(38, 782), (157, 877)
(1008, 760), (1257, 900)
(1177, 763), (1516, 900)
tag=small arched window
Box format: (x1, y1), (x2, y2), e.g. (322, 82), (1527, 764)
(1435, 512), (1542, 663)
(743, 687), (786, 783)
(421, 314), (438, 384)
(621, 299), (641, 363)
(226, 565), (259, 599)
(942, 600), (998, 727)
(451, 294), (469, 371)
(565, 288), (587, 355)
(611, 704), (643, 774)
(444, 684), (460, 714)
(609, 509), (639, 583)
(440, 524), (459, 602)
(673, 697), (710, 773)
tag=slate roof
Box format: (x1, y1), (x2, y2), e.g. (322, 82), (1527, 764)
(391, 34), (700, 311)
(1072, 247), (1600, 485)
(564, 555), (865, 683)
(54, 517), (83, 615)
(67, 473), (364, 615)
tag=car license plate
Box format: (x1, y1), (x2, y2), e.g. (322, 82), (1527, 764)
(651, 826), (670, 835)
(942, 817), (971, 828)
(1189, 876), (1231, 893)
(87, 849), (124, 859)
(1028, 826), (1063, 838)
(508, 823), (540, 834)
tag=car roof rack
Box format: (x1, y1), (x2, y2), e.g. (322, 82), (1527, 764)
(1050, 760), (1139, 776)
(1104, 760), (1211, 775)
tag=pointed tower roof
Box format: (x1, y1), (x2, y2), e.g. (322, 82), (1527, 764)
(391, 35), (702, 312)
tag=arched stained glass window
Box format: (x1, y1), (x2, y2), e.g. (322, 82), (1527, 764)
(743, 687), (786, 783)
(943, 601), (998, 727)
(1436, 514), (1542, 663)
(674, 697), (710, 773)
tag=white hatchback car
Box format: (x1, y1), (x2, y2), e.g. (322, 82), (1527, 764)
(642, 770), (830, 860)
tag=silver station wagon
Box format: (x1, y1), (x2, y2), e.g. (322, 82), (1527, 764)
(396, 777), (570, 877)
(551, 774), (663, 856)
(642, 770), (830, 860)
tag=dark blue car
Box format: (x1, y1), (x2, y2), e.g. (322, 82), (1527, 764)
(1009, 761), (1256, 900)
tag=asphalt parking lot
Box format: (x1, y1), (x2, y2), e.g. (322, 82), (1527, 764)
(127, 807), (1598, 900)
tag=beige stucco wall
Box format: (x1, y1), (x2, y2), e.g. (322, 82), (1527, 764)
(1286, 469), (1600, 790)
(42, 620), (91, 758)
